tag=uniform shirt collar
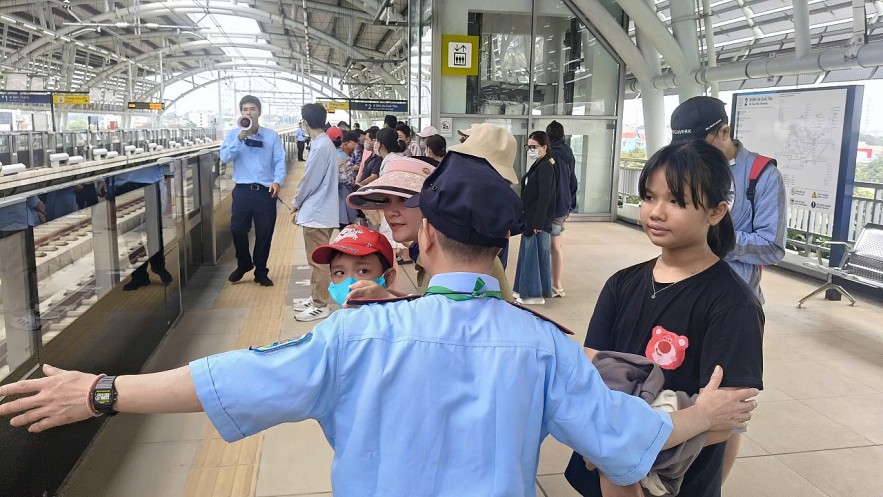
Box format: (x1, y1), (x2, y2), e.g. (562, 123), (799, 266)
(426, 272), (501, 293)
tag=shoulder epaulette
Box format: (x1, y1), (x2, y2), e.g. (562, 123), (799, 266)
(346, 294), (421, 307)
(508, 301), (574, 335)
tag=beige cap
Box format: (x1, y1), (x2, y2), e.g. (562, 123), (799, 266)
(448, 123), (518, 185)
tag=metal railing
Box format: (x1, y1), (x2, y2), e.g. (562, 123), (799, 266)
(0, 128), (217, 169)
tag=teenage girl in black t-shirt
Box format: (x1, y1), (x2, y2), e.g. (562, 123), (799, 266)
(565, 140), (764, 497)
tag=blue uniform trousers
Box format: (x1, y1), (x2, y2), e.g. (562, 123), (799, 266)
(231, 183), (277, 278)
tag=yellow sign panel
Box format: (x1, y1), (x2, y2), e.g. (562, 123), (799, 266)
(319, 100), (350, 112)
(53, 94), (90, 105)
(441, 35), (480, 76)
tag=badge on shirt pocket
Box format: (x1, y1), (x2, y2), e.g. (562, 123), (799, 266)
(250, 333), (312, 353)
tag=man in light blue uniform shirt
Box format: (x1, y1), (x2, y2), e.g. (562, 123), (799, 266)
(290, 103), (340, 322)
(295, 126), (306, 161)
(221, 95), (286, 287)
(0, 154), (759, 497)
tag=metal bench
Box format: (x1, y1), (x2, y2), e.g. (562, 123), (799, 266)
(798, 223), (883, 308)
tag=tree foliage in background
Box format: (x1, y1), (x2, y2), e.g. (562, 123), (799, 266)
(855, 156), (883, 184)
(860, 133), (883, 146)
(621, 147), (647, 160)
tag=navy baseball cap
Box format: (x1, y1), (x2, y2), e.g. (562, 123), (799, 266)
(670, 96), (728, 142)
(418, 151), (523, 248)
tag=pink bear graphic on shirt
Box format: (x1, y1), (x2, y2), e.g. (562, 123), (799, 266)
(645, 326), (689, 370)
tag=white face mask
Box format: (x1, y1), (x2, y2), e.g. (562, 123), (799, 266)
(527, 149), (539, 161)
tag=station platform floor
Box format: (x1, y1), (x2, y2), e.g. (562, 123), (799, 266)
(55, 160), (883, 497)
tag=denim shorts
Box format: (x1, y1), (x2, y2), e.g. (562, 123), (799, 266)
(550, 216), (567, 236)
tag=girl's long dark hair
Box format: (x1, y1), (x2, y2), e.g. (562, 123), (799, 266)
(376, 127), (403, 153)
(638, 140), (736, 258)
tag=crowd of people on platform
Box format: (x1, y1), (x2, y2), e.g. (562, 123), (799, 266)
(0, 94), (787, 497)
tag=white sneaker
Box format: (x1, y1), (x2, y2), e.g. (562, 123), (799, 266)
(516, 297), (546, 305)
(512, 292), (520, 299)
(552, 287), (566, 298)
(292, 297), (313, 311)
(295, 304), (330, 322)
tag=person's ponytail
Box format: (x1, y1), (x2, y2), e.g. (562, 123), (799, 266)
(708, 211), (736, 258)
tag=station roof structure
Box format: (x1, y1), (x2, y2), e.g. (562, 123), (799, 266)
(625, 0), (883, 93)
(0, 0), (407, 110)
(1, 1), (882, 110)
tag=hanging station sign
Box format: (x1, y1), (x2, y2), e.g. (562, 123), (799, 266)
(53, 93), (90, 104)
(349, 100), (408, 113)
(319, 100), (350, 112)
(0, 91), (52, 104)
(128, 101), (165, 110)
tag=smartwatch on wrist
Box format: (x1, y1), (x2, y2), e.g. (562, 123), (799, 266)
(91, 375), (118, 416)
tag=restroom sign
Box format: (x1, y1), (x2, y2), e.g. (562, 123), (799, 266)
(441, 35), (479, 76)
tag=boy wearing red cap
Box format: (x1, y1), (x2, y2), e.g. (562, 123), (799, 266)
(309, 224), (397, 310)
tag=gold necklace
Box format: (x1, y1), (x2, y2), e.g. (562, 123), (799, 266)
(650, 252), (715, 300)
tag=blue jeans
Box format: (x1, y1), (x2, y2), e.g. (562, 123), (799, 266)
(514, 231), (552, 299)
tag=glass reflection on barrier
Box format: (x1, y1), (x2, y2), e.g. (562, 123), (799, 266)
(33, 186), (100, 351)
(214, 151), (234, 204)
(107, 165), (173, 292)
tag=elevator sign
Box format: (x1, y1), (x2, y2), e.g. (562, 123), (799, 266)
(441, 35), (479, 76)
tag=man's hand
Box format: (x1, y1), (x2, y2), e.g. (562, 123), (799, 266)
(0, 364), (98, 432)
(344, 280), (396, 306)
(289, 207), (298, 224)
(694, 366), (758, 432)
(269, 183), (280, 198)
(238, 130), (248, 141)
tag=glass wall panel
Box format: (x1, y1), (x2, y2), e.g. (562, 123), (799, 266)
(532, 0), (620, 116)
(532, 118), (616, 214)
(0, 213), (37, 381)
(439, 0), (532, 114)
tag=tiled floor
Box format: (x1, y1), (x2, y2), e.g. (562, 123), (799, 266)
(57, 165), (883, 496)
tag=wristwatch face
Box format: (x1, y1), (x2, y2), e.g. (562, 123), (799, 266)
(94, 388), (113, 406)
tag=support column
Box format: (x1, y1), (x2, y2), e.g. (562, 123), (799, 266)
(638, 0), (666, 154)
(668, 0), (704, 100)
(793, 0), (811, 58)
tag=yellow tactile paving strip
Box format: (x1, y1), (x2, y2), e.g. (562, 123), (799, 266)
(182, 162), (302, 497)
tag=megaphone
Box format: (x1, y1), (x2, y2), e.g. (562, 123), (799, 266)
(238, 116), (252, 130)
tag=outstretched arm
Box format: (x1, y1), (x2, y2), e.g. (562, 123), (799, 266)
(0, 364), (201, 433)
(664, 366), (756, 449)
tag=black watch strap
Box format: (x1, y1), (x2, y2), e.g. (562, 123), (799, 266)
(92, 375), (118, 416)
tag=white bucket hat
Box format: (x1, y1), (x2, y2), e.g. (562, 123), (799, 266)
(448, 123), (519, 185)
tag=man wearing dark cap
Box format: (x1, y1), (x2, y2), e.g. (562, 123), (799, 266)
(671, 95), (786, 481)
(0, 154), (759, 497)
(670, 96), (786, 304)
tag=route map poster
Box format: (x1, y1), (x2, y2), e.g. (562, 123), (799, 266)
(733, 88), (848, 219)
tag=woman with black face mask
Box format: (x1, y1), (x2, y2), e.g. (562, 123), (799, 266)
(513, 130), (556, 305)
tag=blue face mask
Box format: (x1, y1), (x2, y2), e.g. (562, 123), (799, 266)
(328, 274), (388, 306)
